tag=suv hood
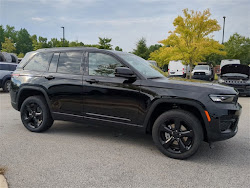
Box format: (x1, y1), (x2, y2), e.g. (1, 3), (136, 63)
(145, 77), (237, 95)
(221, 64), (250, 77)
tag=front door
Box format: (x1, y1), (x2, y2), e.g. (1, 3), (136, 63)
(83, 52), (142, 126)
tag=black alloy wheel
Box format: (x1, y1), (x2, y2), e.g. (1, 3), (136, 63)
(22, 102), (43, 129)
(20, 96), (54, 132)
(152, 110), (203, 159)
(159, 118), (194, 154)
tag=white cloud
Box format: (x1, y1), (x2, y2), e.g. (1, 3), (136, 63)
(31, 17), (45, 22)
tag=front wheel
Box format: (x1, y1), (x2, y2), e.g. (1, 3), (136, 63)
(20, 96), (54, 132)
(152, 110), (203, 159)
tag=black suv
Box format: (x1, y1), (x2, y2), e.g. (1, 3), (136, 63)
(10, 47), (242, 159)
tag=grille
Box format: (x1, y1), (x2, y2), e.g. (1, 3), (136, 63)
(194, 72), (205, 75)
(225, 80), (246, 84)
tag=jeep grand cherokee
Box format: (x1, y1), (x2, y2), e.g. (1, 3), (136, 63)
(10, 47), (242, 159)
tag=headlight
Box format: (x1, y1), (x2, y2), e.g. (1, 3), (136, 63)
(209, 94), (235, 103)
(218, 78), (225, 83)
(205, 72), (209, 75)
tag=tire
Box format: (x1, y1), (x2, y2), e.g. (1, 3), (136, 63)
(152, 110), (203, 159)
(3, 80), (11, 92)
(20, 96), (54, 132)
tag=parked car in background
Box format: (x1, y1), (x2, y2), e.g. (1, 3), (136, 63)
(218, 64), (250, 96)
(220, 59), (240, 74)
(168, 60), (190, 77)
(0, 62), (17, 92)
(192, 65), (214, 81)
(10, 47), (242, 159)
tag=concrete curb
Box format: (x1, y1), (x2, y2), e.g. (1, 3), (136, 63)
(0, 175), (8, 188)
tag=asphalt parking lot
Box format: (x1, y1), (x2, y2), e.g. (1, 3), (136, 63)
(0, 91), (249, 188)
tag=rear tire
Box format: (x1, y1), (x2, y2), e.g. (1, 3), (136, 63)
(3, 80), (11, 92)
(20, 96), (54, 132)
(152, 110), (203, 159)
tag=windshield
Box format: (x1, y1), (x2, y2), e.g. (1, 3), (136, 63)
(194, 65), (209, 70)
(117, 53), (165, 78)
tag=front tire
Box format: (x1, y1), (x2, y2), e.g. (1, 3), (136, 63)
(20, 96), (54, 132)
(152, 110), (203, 159)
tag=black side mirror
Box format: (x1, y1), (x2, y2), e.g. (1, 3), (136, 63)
(115, 67), (136, 79)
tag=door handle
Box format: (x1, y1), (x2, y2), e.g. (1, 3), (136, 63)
(85, 79), (99, 84)
(45, 75), (55, 80)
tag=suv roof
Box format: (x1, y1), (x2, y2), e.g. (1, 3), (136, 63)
(37, 47), (98, 53)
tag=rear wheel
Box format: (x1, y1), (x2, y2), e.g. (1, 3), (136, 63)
(152, 110), (203, 159)
(3, 80), (11, 92)
(20, 96), (54, 132)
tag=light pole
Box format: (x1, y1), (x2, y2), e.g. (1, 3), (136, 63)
(61, 26), (65, 46)
(222, 16), (226, 44)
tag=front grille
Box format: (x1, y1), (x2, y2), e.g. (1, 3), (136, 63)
(225, 80), (246, 84)
(194, 72), (205, 75)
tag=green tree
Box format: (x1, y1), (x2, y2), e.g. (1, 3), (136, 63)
(133, 37), (150, 60)
(69, 41), (84, 47)
(224, 33), (250, 65)
(4, 25), (17, 42)
(0, 25), (5, 50)
(1, 37), (16, 53)
(98, 37), (112, 49)
(115, 46), (123, 51)
(18, 53), (24, 58)
(150, 9), (226, 78)
(148, 44), (162, 54)
(16, 28), (33, 54)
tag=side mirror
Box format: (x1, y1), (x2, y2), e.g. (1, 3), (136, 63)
(115, 67), (136, 79)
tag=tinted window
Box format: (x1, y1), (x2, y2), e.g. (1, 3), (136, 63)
(57, 52), (83, 74)
(24, 53), (52, 71)
(9, 65), (17, 71)
(117, 53), (164, 78)
(18, 51), (38, 68)
(49, 53), (59, 72)
(0, 64), (9, 70)
(89, 53), (122, 77)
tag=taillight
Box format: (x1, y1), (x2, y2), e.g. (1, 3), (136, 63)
(183, 68), (184, 70)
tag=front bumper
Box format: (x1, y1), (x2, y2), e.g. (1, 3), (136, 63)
(192, 74), (211, 80)
(206, 102), (242, 142)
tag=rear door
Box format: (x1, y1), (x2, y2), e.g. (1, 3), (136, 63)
(43, 51), (84, 116)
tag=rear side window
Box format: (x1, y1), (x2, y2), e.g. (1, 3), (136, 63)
(24, 53), (52, 71)
(57, 52), (83, 74)
(0, 64), (9, 70)
(18, 51), (37, 68)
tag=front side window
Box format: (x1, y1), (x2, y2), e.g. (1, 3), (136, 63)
(117, 53), (165, 79)
(57, 52), (83, 74)
(24, 52), (52, 71)
(88, 53), (122, 77)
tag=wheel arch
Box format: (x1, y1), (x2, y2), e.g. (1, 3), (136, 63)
(2, 75), (11, 84)
(144, 98), (209, 141)
(17, 86), (52, 112)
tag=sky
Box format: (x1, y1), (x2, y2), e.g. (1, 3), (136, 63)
(0, 0), (249, 52)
